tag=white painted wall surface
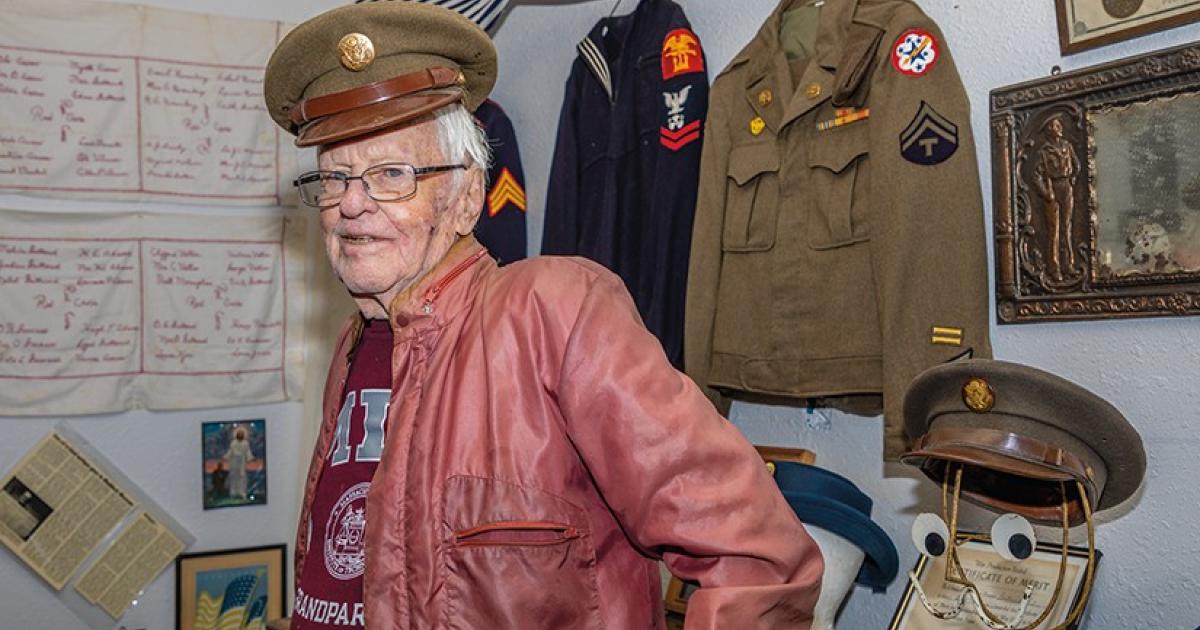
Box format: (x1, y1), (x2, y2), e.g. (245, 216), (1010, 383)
(4, 0), (1199, 629)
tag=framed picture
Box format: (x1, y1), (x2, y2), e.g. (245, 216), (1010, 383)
(889, 534), (1098, 630)
(202, 419), (267, 509)
(175, 544), (287, 630)
(1056, 0), (1200, 54)
(662, 445), (816, 616)
(992, 40), (1200, 323)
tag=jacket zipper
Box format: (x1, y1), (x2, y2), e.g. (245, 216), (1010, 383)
(453, 520), (581, 548)
(421, 248), (488, 314)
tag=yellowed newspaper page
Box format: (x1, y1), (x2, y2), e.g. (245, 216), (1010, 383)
(0, 431), (135, 589)
(74, 511), (186, 618)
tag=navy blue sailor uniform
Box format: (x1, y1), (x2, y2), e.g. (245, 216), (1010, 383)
(474, 99), (528, 265)
(541, 0), (708, 369)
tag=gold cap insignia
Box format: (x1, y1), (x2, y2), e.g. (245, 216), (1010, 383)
(805, 82), (822, 99)
(962, 378), (995, 413)
(337, 33), (376, 71)
(758, 89), (773, 107)
(750, 116), (766, 136)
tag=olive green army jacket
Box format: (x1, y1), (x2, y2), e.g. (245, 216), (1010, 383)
(684, 0), (992, 459)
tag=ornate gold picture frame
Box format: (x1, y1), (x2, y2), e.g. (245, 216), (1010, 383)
(992, 41), (1200, 323)
(1056, 0), (1200, 54)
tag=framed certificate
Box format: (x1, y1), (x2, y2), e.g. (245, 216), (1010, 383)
(1056, 0), (1200, 54)
(890, 534), (1099, 630)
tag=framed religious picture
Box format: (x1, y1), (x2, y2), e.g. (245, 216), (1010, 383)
(201, 419), (267, 509)
(889, 534), (1098, 630)
(992, 40), (1200, 323)
(175, 544), (287, 630)
(1056, 0), (1200, 54)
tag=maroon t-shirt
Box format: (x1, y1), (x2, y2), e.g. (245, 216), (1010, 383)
(293, 319), (392, 629)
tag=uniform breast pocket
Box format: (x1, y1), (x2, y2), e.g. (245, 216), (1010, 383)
(722, 144), (781, 252)
(440, 476), (603, 630)
(807, 126), (870, 250)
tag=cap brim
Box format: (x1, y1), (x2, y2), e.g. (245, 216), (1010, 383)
(900, 443), (1076, 484)
(295, 89), (463, 147)
(900, 446), (1095, 526)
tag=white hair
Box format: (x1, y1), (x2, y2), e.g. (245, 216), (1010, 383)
(433, 103), (492, 183)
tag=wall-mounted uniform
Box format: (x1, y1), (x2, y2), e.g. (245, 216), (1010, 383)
(542, 0), (708, 368)
(685, 0), (992, 458)
(474, 99), (528, 265)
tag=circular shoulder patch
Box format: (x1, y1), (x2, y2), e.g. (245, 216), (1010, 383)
(892, 29), (939, 77)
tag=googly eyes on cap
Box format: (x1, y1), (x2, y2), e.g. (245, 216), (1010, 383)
(991, 513), (1037, 561)
(912, 513), (950, 558)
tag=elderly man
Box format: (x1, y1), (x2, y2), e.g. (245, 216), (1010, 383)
(263, 3), (822, 629)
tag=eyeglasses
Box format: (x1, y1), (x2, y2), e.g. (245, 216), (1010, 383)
(293, 162), (466, 208)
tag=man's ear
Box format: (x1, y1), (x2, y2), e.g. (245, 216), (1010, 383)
(453, 165), (486, 236)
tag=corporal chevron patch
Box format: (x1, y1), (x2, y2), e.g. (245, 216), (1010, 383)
(900, 101), (958, 165)
(487, 167), (526, 217)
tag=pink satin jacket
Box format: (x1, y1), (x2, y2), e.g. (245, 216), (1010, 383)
(294, 238), (823, 629)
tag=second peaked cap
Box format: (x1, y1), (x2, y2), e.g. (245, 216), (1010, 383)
(264, 1), (497, 146)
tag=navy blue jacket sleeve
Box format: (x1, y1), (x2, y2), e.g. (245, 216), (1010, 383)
(474, 99), (528, 265)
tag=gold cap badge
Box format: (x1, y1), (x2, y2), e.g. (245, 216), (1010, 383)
(758, 89), (773, 107)
(337, 33), (376, 71)
(805, 82), (822, 99)
(962, 377), (995, 413)
(750, 116), (766, 136)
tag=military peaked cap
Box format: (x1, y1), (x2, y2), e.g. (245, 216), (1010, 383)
(264, 2), (497, 146)
(901, 359), (1145, 526)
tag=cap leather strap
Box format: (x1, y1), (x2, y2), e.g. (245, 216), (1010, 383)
(912, 427), (1091, 482)
(288, 65), (464, 128)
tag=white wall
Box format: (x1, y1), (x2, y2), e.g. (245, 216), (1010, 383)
(490, 1), (1200, 628)
(6, 0), (1200, 629)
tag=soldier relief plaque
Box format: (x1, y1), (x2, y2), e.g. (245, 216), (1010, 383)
(991, 41), (1200, 323)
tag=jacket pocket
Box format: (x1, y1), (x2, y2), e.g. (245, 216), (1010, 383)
(454, 520), (581, 547)
(806, 127), (870, 250)
(441, 476), (604, 630)
(722, 143), (781, 252)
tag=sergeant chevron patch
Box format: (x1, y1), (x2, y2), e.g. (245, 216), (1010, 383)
(487, 168), (526, 217)
(900, 101), (958, 165)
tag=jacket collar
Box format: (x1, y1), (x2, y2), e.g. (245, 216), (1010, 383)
(737, 0), (882, 132)
(362, 235), (493, 337)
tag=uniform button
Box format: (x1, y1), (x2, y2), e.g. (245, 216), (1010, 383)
(805, 82), (822, 99)
(758, 89), (773, 107)
(749, 116), (765, 136)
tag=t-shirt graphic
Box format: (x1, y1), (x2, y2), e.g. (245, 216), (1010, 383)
(294, 319), (392, 629)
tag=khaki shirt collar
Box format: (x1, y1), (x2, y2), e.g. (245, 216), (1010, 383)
(736, 0), (883, 132)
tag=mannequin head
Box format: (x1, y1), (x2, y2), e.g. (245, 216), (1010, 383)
(807, 524), (866, 630)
